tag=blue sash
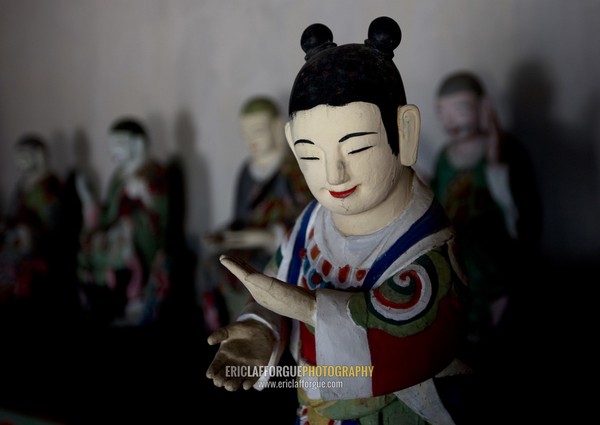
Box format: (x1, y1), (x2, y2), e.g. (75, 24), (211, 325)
(287, 200), (318, 285)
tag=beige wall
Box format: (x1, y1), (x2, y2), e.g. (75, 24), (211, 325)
(1, 0), (599, 264)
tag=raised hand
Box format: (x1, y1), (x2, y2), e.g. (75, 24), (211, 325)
(214, 228), (277, 251)
(219, 254), (316, 326)
(480, 96), (505, 164)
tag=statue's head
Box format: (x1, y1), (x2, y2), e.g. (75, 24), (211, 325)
(436, 71), (487, 141)
(108, 116), (149, 169)
(284, 17), (421, 220)
(239, 96), (284, 159)
(288, 16), (407, 156)
(14, 133), (48, 175)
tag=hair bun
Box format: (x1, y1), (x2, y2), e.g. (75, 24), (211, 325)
(365, 16), (401, 59)
(301, 23), (336, 60)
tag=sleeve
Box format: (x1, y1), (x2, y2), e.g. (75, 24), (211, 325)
(485, 163), (518, 239)
(237, 302), (290, 390)
(314, 244), (467, 400)
(506, 137), (543, 250)
(236, 226), (296, 389)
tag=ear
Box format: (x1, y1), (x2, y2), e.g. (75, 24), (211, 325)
(397, 104), (421, 166)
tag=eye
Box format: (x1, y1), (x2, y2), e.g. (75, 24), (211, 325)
(348, 146), (373, 155)
(295, 144), (321, 160)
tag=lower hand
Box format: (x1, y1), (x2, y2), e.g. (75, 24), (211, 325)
(206, 319), (276, 391)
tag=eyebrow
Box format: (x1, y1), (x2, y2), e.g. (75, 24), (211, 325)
(293, 139), (314, 146)
(339, 132), (377, 143)
(293, 131), (377, 146)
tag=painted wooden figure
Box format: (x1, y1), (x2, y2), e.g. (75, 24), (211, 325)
(76, 117), (171, 326)
(206, 17), (470, 424)
(430, 71), (542, 360)
(0, 135), (62, 308)
(201, 96), (312, 331)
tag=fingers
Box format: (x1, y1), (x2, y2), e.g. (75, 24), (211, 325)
(224, 376), (245, 392)
(220, 255), (277, 292)
(206, 352), (259, 391)
(245, 273), (276, 292)
(207, 327), (229, 345)
(219, 255), (255, 283)
(242, 378), (258, 390)
(220, 254), (256, 274)
(206, 353), (228, 379)
(207, 321), (258, 344)
(207, 366), (257, 391)
(207, 362), (243, 391)
(220, 230), (247, 245)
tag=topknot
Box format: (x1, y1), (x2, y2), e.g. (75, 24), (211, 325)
(364, 16), (402, 59)
(289, 16), (407, 154)
(300, 23), (337, 60)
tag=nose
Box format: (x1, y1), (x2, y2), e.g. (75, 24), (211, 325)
(325, 154), (348, 186)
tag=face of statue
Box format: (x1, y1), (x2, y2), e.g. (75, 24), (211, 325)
(15, 146), (45, 174)
(286, 101), (402, 217)
(109, 131), (144, 168)
(240, 111), (278, 158)
(436, 91), (482, 141)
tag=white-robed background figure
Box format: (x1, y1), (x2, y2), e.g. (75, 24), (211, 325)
(206, 17), (472, 425)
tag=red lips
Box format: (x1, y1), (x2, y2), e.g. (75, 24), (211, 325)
(329, 186), (357, 198)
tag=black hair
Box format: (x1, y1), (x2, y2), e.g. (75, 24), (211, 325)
(109, 117), (148, 143)
(288, 16), (405, 155)
(437, 71), (485, 98)
(241, 96), (280, 117)
(15, 133), (47, 154)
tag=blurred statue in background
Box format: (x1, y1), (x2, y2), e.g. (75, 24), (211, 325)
(76, 117), (171, 327)
(0, 134), (62, 323)
(429, 71), (542, 362)
(200, 96), (313, 332)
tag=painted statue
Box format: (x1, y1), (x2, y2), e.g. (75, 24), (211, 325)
(429, 71), (542, 360)
(76, 117), (171, 326)
(201, 96), (313, 331)
(206, 17), (471, 424)
(0, 135), (62, 311)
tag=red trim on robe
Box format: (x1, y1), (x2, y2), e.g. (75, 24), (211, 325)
(300, 322), (317, 366)
(338, 265), (350, 284)
(322, 260), (332, 277)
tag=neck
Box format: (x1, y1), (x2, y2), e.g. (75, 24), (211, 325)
(251, 145), (283, 170)
(447, 135), (485, 169)
(332, 168), (415, 236)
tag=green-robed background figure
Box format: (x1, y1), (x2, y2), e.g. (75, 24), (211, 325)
(76, 117), (171, 327)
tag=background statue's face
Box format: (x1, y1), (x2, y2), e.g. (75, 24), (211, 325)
(15, 146), (44, 174)
(436, 91), (481, 141)
(240, 111), (278, 159)
(109, 130), (145, 168)
(109, 131), (134, 166)
(287, 101), (401, 216)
